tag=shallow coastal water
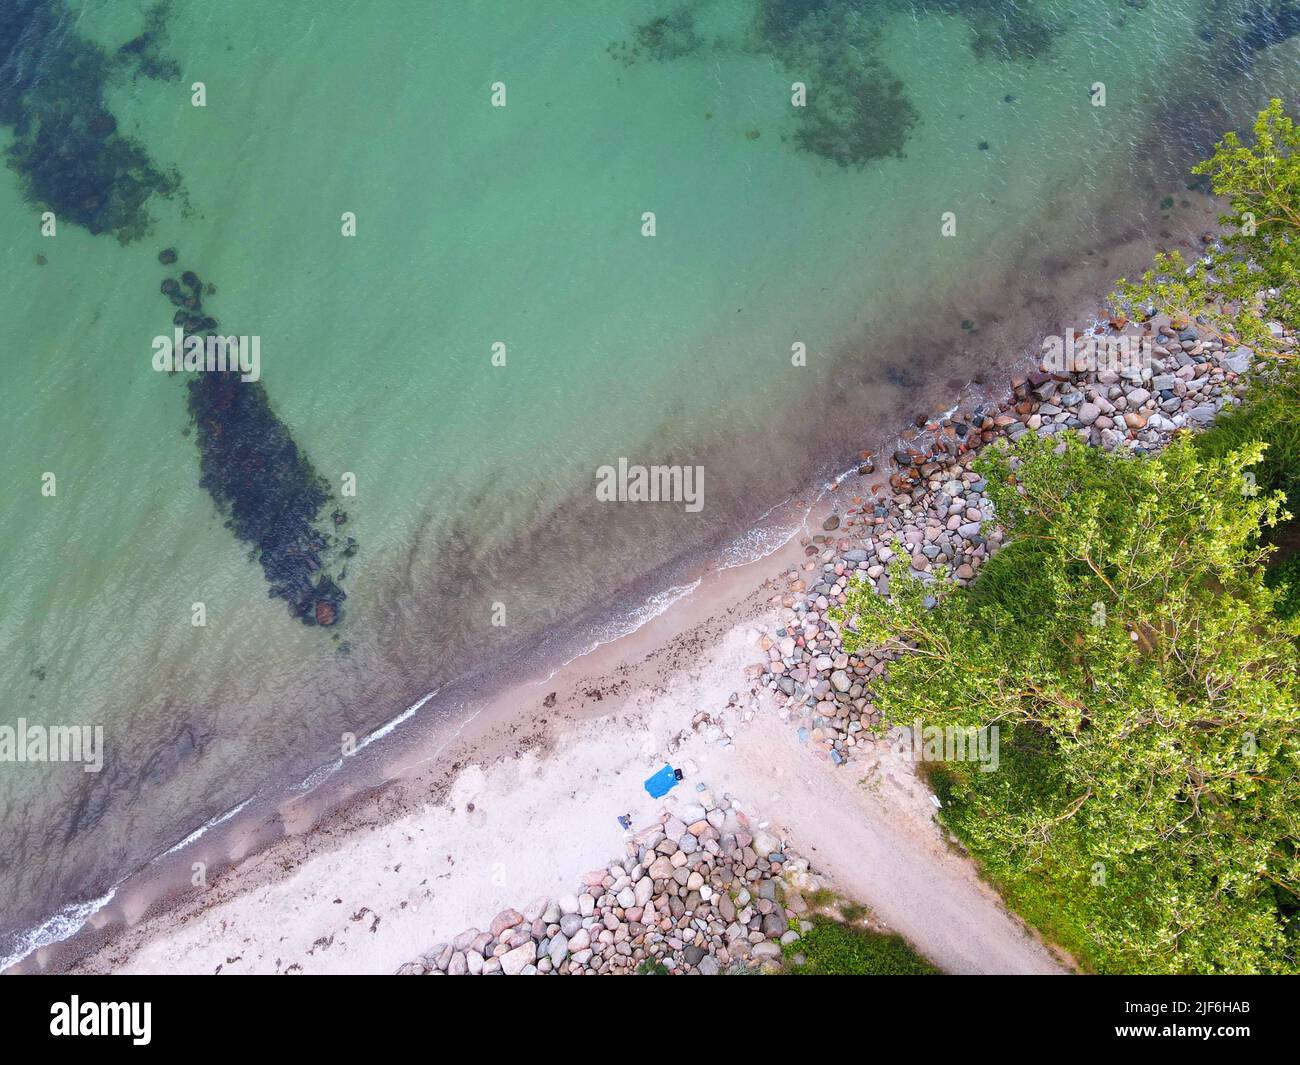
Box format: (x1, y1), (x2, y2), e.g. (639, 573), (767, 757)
(2, 0), (1299, 967)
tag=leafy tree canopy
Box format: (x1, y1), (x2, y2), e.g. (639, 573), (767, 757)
(838, 435), (1300, 973)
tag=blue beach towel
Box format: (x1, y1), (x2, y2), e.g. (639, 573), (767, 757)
(644, 764), (678, 799)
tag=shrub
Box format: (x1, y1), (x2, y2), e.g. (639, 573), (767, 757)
(784, 918), (940, 975)
(1265, 554), (1300, 620)
(1194, 360), (1300, 513)
(1112, 99), (1300, 354)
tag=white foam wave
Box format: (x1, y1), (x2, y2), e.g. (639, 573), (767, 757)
(290, 684), (444, 794)
(1, 885), (119, 973)
(1, 790), (269, 971)
(540, 578), (703, 682)
(718, 519), (803, 569)
(161, 795), (255, 858)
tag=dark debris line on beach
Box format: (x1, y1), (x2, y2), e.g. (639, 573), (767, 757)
(2, 0), (356, 627)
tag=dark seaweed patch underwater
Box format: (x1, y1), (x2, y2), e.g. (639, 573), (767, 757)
(769, 5), (919, 168)
(1235, 0), (1300, 53)
(617, 0), (1081, 171)
(2, 0), (356, 628)
(0, 0), (183, 241)
(613, 0), (920, 168)
(620, 0), (1300, 168)
(760, 0), (1070, 62)
(159, 263), (354, 628)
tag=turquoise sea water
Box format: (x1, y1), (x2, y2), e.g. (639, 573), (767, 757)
(2, 0), (1298, 966)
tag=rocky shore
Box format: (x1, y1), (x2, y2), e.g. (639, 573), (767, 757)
(754, 316), (1293, 765)
(398, 783), (833, 975)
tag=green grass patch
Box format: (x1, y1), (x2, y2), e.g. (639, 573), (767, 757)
(1266, 554), (1300, 620)
(783, 917), (940, 975)
(804, 886), (837, 908)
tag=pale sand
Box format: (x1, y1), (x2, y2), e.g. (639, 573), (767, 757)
(61, 517), (1068, 976)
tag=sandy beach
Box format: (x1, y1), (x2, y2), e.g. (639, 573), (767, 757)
(54, 528), (1066, 975)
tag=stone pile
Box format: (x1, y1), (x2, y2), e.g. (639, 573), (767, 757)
(398, 784), (829, 975)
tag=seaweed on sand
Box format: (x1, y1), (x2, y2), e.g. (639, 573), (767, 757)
(905, 0), (1066, 62)
(188, 372), (349, 627)
(763, 0), (1068, 64)
(1235, 0), (1300, 53)
(758, 0), (839, 43)
(608, 6), (704, 67)
(961, 6), (1064, 61)
(753, 0), (1080, 165)
(0, 0), (182, 242)
(1193, 0), (1300, 76)
(794, 66), (916, 167)
(612, 2), (918, 167)
(117, 0), (183, 83)
(636, 8), (704, 59)
(1, 1), (351, 629)
(790, 66), (915, 167)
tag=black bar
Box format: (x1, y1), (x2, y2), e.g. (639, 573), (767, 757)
(0, 975), (1279, 1050)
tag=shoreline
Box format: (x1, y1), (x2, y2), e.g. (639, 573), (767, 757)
(372, 305), (1278, 976)
(26, 490), (824, 974)
(9, 189), (1228, 975)
(57, 543), (1071, 974)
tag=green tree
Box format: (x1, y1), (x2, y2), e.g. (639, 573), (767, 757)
(1112, 99), (1299, 354)
(837, 436), (1300, 973)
